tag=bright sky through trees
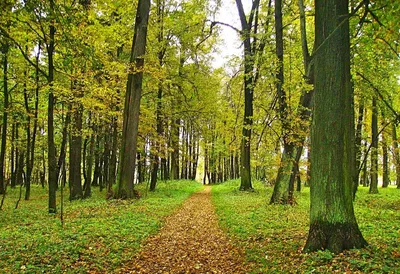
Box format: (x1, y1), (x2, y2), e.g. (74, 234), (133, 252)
(213, 0), (251, 68)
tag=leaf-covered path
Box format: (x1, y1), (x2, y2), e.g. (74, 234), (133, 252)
(119, 186), (248, 273)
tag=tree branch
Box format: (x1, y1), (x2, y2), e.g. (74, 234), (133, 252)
(0, 26), (49, 79)
(356, 71), (400, 121)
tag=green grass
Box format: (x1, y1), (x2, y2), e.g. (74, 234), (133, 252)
(212, 180), (400, 273)
(0, 180), (203, 273)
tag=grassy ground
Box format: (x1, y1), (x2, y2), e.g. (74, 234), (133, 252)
(0, 180), (203, 273)
(212, 180), (400, 273)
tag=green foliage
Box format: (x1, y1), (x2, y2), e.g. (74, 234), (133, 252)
(212, 180), (400, 273)
(0, 180), (203, 273)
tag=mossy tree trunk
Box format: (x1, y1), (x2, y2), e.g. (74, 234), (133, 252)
(304, 0), (367, 253)
(115, 0), (151, 199)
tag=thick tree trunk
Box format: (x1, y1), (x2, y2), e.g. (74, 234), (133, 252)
(48, 0), (58, 213)
(369, 97), (379, 194)
(236, 0), (259, 191)
(69, 100), (83, 201)
(304, 0), (367, 253)
(115, 0), (151, 199)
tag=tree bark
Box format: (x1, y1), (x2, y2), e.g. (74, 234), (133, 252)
(0, 41), (9, 195)
(69, 98), (84, 201)
(170, 118), (180, 180)
(271, 0), (314, 203)
(369, 97), (379, 194)
(235, 0), (259, 191)
(115, 0), (151, 198)
(304, 0), (367, 253)
(108, 116), (118, 193)
(353, 97), (364, 198)
(48, 0), (57, 213)
(391, 124), (400, 189)
(381, 125), (389, 188)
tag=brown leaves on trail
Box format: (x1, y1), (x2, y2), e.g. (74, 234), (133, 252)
(119, 186), (248, 273)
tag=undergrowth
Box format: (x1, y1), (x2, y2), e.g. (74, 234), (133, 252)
(212, 180), (400, 273)
(0, 180), (203, 273)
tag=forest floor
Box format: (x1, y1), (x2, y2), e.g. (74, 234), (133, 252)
(119, 186), (249, 273)
(212, 180), (400, 273)
(1, 180), (399, 273)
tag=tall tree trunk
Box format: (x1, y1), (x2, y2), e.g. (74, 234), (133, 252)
(360, 141), (369, 187)
(304, 0), (367, 253)
(369, 97), (379, 194)
(236, 0), (259, 191)
(69, 99), (84, 201)
(270, 0), (292, 203)
(381, 125), (389, 188)
(115, 0), (151, 199)
(170, 118), (180, 180)
(57, 104), (70, 187)
(150, 83), (163, 191)
(102, 128), (111, 190)
(23, 70), (32, 200)
(48, 0), (57, 213)
(25, 42), (40, 200)
(353, 98), (364, 198)
(108, 116), (118, 193)
(150, 5), (165, 189)
(83, 125), (95, 198)
(391, 124), (400, 189)
(10, 123), (16, 188)
(271, 0), (314, 204)
(92, 132), (101, 187)
(0, 42), (9, 195)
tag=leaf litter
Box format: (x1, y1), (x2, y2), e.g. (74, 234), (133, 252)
(119, 186), (249, 273)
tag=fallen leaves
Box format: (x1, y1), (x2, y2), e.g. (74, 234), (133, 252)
(120, 186), (249, 273)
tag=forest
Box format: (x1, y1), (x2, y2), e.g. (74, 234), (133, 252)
(0, 0), (399, 273)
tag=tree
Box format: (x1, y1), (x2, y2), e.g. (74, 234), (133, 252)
(369, 96), (379, 194)
(114, 0), (151, 199)
(235, 0), (260, 191)
(304, 0), (367, 253)
(392, 124), (400, 189)
(270, 0), (314, 205)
